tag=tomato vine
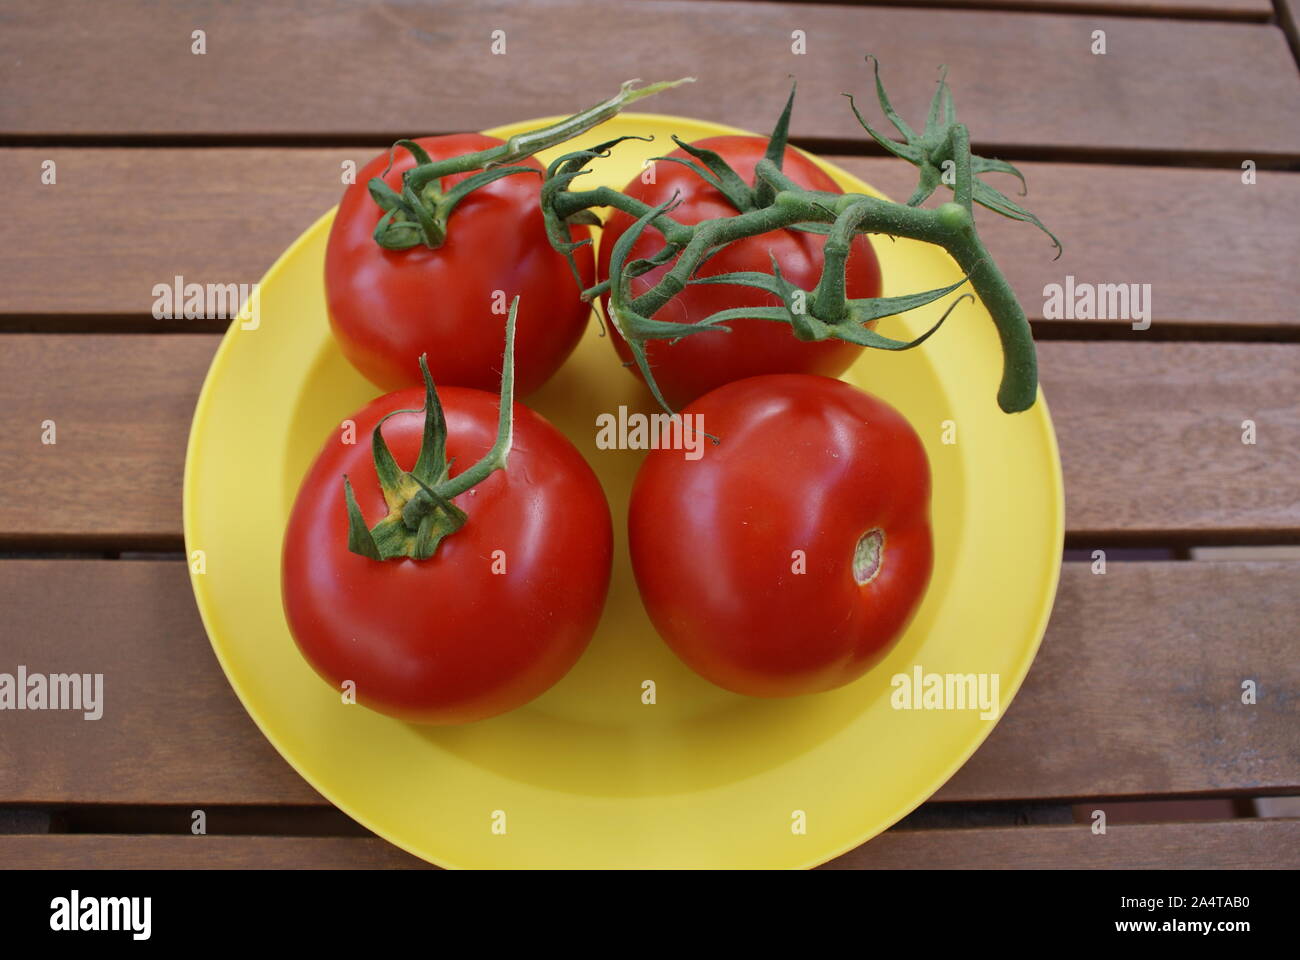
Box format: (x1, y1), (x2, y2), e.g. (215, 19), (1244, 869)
(366, 59), (1058, 415)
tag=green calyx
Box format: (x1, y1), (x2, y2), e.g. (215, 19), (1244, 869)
(344, 297), (519, 561)
(369, 77), (694, 252)
(650, 82), (801, 217)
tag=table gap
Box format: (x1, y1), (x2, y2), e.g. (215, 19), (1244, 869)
(687, 0), (1272, 24)
(4, 796), (1284, 839)
(1273, 0), (1300, 62)
(3, 134), (1297, 172)
(3, 319), (1300, 343)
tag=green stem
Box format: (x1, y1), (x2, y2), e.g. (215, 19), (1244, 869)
(614, 186), (1035, 413)
(440, 306), (516, 499)
(942, 218), (1038, 414)
(375, 78), (694, 251)
(343, 298), (519, 561)
(811, 200), (876, 322)
(628, 200), (808, 318)
(553, 186), (692, 244)
(948, 123), (973, 211)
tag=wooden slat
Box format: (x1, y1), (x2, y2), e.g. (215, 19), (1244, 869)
(0, 835), (430, 869)
(1, 1), (1297, 157)
(1, 820), (1293, 868)
(836, 159), (1300, 331)
(3, 149), (1297, 330)
(0, 149), (353, 321)
(0, 336), (217, 545)
(0, 560), (321, 805)
(1039, 341), (1300, 540)
(823, 820), (1300, 869)
(935, 560), (1299, 801)
(2, 337), (1296, 542)
(0, 559), (1293, 806)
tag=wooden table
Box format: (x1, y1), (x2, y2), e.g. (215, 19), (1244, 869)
(1, 0), (1297, 869)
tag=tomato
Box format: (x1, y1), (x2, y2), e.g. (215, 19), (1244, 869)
(628, 375), (932, 697)
(597, 136), (882, 409)
(326, 134), (595, 396)
(282, 385), (612, 724)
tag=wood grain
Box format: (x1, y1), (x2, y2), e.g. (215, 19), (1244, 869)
(0, 560), (323, 805)
(0, 336), (217, 546)
(822, 819), (1300, 869)
(1, 0), (1293, 874)
(839, 0), (1272, 16)
(0, 820), (1293, 867)
(836, 159), (1300, 332)
(1037, 341), (1300, 541)
(0, 560), (1293, 806)
(1, 1), (1297, 158)
(3, 149), (1297, 330)
(935, 560), (1299, 801)
(0, 835), (430, 869)
(1, 337), (1295, 543)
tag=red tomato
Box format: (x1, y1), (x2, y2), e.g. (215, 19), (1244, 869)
(628, 375), (932, 697)
(326, 134), (595, 396)
(282, 386), (612, 724)
(598, 136), (882, 409)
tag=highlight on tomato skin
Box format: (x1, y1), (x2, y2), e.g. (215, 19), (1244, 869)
(597, 136), (883, 410)
(281, 384), (614, 725)
(627, 373), (933, 698)
(324, 133), (596, 398)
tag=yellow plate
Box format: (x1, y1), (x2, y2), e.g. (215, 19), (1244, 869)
(184, 112), (1063, 869)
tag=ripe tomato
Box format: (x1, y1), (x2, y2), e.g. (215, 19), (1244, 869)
(282, 385), (612, 724)
(628, 375), (932, 697)
(597, 136), (882, 409)
(325, 134), (595, 396)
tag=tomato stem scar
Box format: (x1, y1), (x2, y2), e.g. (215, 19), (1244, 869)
(853, 528), (886, 585)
